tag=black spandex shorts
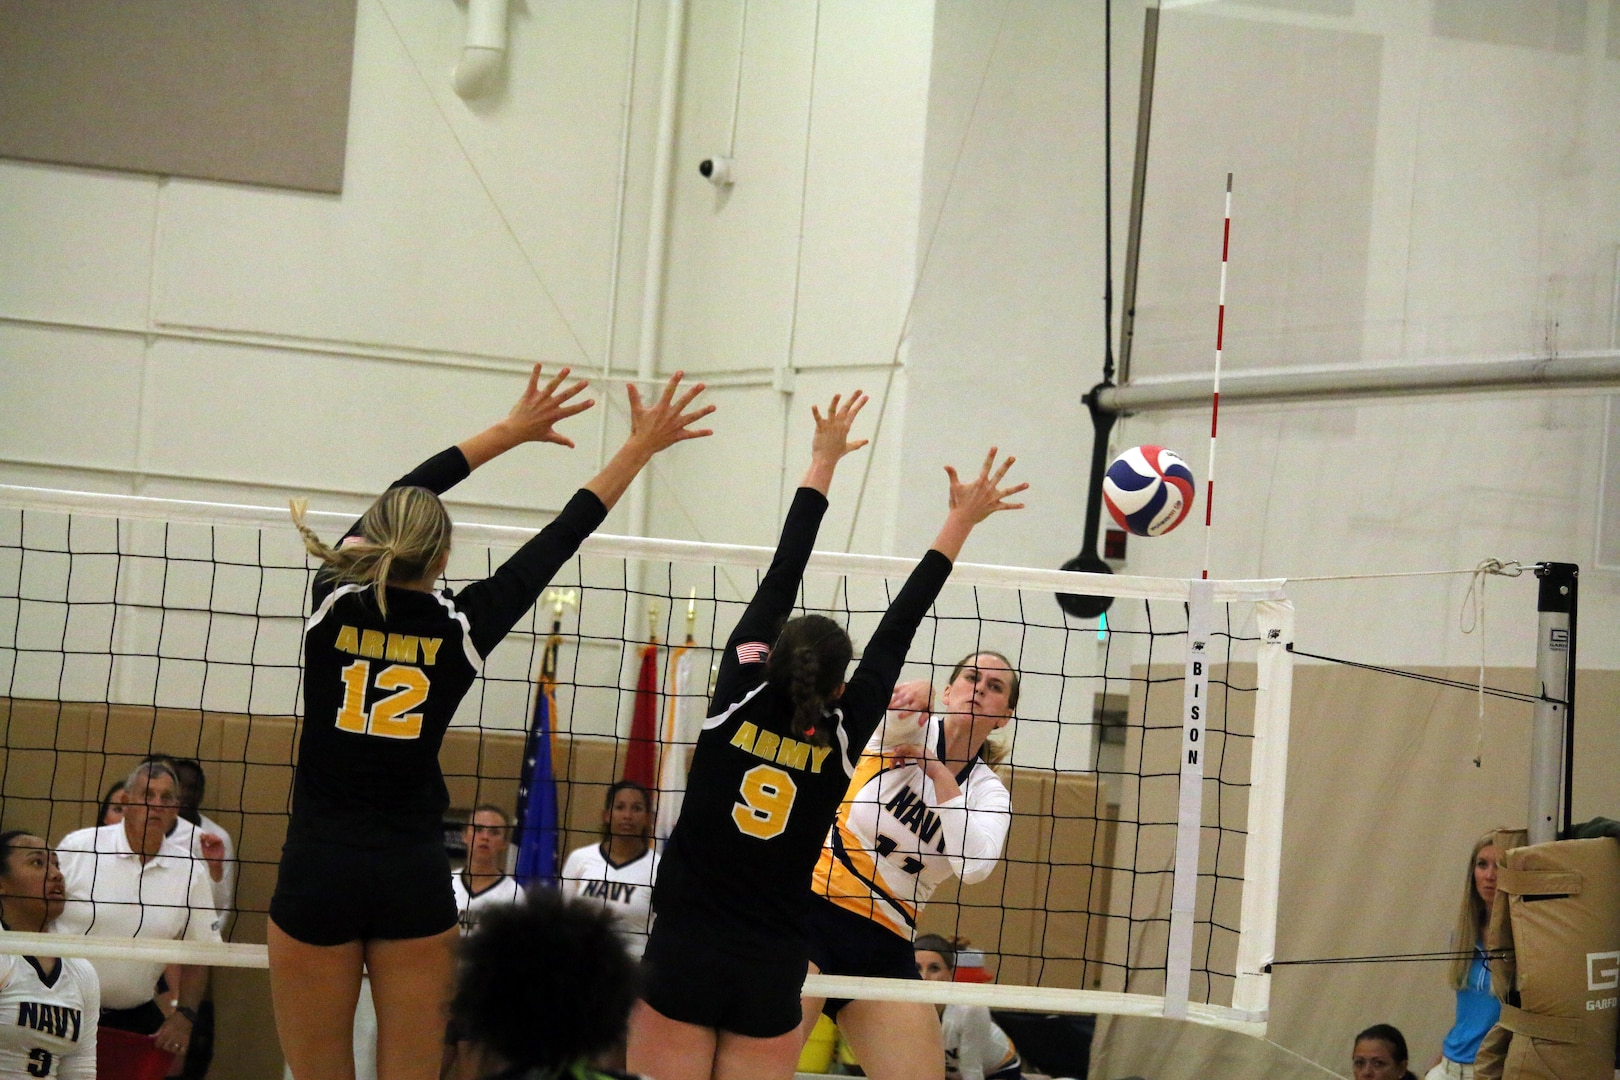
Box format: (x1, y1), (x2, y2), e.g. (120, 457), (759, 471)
(639, 918), (808, 1039)
(270, 835), (457, 946)
(805, 895), (919, 1018)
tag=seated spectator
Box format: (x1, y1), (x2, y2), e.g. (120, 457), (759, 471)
(1354, 1024), (1419, 1080)
(0, 830), (99, 1078)
(441, 888), (642, 1080)
(54, 762), (221, 1066)
(454, 805), (522, 936)
(915, 933), (1022, 1080)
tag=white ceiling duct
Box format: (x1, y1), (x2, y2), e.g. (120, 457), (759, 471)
(454, 0), (509, 99)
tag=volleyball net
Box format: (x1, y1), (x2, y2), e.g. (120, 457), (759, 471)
(0, 484), (1292, 1034)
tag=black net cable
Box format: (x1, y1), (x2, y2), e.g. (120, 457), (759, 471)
(1286, 644), (1555, 706)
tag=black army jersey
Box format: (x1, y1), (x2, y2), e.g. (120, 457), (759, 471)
(293, 447), (606, 843)
(652, 487), (953, 953)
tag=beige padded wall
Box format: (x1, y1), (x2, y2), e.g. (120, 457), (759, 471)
(0, 698), (635, 1080)
(1092, 666), (1620, 1080)
(0, 697), (1117, 1076)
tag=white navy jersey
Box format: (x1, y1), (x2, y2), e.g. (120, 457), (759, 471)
(0, 954), (98, 1079)
(812, 715), (1010, 938)
(560, 843), (659, 959)
(450, 871), (524, 936)
(942, 1004), (1021, 1080)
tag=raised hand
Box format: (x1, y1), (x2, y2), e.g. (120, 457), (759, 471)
(878, 679), (932, 751)
(624, 371), (716, 455)
(887, 678), (932, 718)
(198, 831), (226, 883)
(505, 363), (594, 448)
(811, 391), (870, 464)
(586, 372), (715, 511)
(930, 448), (1027, 561)
(803, 390), (870, 495)
(458, 363), (595, 469)
(945, 447), (1027, 525)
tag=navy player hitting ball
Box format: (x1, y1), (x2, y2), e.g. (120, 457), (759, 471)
(267, 366), (713, 1080)
(0, 831), (98, 1079)
(625, 391), (1026, 1080)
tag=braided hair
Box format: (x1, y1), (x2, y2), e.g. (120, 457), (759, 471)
(765, 614), (852, 747)
(290, 485), (452, 618)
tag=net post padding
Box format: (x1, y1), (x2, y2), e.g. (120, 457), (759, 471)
(1164, 579), (1215, 1019)
(1232, 598), (1294, 1020)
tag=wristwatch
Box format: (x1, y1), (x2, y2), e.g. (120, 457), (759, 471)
(174, 1005), (198, 1024)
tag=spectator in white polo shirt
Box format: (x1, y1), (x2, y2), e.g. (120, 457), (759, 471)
(54, 761), (222, 1065)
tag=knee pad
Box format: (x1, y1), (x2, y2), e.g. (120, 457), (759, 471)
(1474, 837), (1620, 1080)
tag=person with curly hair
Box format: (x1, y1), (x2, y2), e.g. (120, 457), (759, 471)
(440, 889), (641, 1080)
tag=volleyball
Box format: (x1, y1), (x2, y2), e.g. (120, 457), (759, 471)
(1102, 445), (1195, 537)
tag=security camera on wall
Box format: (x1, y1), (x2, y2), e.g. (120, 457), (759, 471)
(699, 156), (735, 186)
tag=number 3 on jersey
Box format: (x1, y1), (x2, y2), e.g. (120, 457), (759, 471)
(732, 764), (797, 839)
(336, 659), (429, 740)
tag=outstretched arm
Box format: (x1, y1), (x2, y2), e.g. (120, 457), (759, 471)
(584, 372), (715, 510)
(460, 373), (713, 655)
(708, 391), (869, 710)
(839, 450), (1026, 749)
(341, 364), (593, 542)
(457, 363), (594, 470)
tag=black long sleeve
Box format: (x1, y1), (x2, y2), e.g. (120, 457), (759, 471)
(707, 487), (829, 715)
(454, 488), (608, 656)
(834, 549), (954, 751)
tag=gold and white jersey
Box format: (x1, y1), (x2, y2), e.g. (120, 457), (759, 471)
(811, 715), (1011, 937)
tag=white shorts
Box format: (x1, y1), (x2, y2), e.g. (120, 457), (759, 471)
(1425, 1060), (1472, 1080)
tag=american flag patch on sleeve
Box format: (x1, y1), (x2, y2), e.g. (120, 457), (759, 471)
(735, 642), (770, 665)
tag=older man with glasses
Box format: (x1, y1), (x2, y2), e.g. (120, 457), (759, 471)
(55, 760), (222, 1068)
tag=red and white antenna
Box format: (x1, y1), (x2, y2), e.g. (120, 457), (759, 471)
(1202, 174), (1232, 581)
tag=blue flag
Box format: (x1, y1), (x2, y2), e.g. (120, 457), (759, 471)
(514, 662), (559, 886)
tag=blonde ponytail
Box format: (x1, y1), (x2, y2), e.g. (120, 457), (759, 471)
(289, 487), (452, 618)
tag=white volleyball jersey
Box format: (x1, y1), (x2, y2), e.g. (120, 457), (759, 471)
(942, 1004), (1020, 1080)
(559, 843), (659, 959)
(811, 715), (1011, 937)
(0, 954), (98, 1079)
(450, 872), (524, 936)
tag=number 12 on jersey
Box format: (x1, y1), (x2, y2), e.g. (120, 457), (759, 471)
(336, 659), (430, 740)
(732, 764), (797, 839)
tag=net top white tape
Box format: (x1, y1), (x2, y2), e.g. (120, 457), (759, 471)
(0, 485), (1288, 604)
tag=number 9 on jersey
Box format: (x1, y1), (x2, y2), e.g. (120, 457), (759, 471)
(732, 764), (797, 840)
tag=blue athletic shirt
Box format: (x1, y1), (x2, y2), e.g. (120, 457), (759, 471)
(1441, 944), (1499, 1063)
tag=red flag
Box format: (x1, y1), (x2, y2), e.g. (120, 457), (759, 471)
(625, 642), (658, 786)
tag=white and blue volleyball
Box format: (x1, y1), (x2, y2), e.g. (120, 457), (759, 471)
(1102, 445), (1195, 537)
